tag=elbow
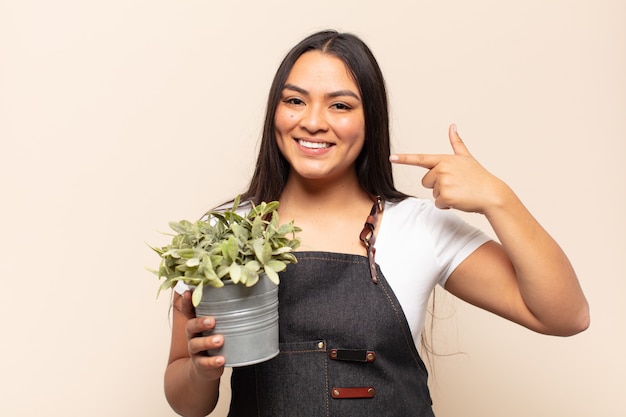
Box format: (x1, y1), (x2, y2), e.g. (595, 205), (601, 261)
(568, 299), (591, 336)
(557, 316), (589, 337)
(569, 305), (591, 335)
(547, 302), (590, 337)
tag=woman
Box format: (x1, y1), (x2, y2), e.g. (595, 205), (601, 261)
(164, 30), (589, 417)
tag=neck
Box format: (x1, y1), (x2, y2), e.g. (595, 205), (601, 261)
(276, 172), (380, 256)
(279, 172), (372, 211)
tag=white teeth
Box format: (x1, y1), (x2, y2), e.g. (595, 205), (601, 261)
(298, 139), (331, 149)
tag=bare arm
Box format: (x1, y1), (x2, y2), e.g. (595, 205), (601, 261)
(390, 125), (589, 336)
(164, 291), (226, 416)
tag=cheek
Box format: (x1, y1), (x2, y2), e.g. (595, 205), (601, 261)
(335, 117), (365, 143)
(274, 108), (297, 134)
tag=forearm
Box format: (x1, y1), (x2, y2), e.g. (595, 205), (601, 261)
(164, 358), (221, 417)
(484, 184), (589, 335)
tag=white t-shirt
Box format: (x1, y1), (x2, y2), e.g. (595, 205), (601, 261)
(376, 197), (491, 342)
(174, 197), (491, 346)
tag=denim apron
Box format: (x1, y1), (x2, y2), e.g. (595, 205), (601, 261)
(228, 201), (435, 416)
(227, 256), (437, 416)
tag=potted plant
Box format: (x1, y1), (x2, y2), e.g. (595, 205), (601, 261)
(149, 195), (301, 366)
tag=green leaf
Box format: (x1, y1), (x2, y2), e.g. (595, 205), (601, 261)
(192, 281), (204, 307)
(226, 235), (239, 260)
(271, 246), (294, 255)
(168, 221), (189, 234)
(266, 259), (286, 272)
(277, 222), (296, 235)
(162, 249), (181, 259)
(216, 264), (231, 278)
(267, 216), (278, 238)
(263, 201), (279, 214)
(253, 240), (272, 264)
(207, 278), (225, 288)
(278, 253), (297, 264)
(232, 194), (241, 211)
(244, 260), (261, 271)
(201, 257), (219, 280)
(147, 243), (165, 256)
(220, 240), (230, 261)
(263, 265), (280, 285)
(229, 262), (241, 284)
(231, 223), (249, 242)
(246, 271), (259, 287)
(177, 248), (197, 259)
(210, 254), (224, 267)
(251, 216), (265, 238)
(158, 278), (176, 292)
(186, 258), (200, 267)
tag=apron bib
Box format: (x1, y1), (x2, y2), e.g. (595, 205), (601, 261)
(228, 252), (435, 417)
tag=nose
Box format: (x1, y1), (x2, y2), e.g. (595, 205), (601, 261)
(299, 103), (328, 133)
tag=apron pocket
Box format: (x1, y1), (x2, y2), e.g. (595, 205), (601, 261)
(255, 340), (330, 417)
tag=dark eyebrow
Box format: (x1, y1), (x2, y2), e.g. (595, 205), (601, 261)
(283, 84), (308, 95)
(283, 83), (361, 102)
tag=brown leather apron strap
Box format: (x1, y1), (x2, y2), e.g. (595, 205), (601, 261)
(331, 387), (376, 399)
(359, 195), (384, 284)
(329, 349), (376, 363)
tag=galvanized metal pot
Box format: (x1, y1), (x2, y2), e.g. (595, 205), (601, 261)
(194, 274), (279, 367)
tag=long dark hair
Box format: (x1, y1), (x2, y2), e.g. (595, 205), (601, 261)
(241, 30), (408, 204)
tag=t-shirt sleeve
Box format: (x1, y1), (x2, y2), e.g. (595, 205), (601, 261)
(374, 198), (492, 341)
(173, 280), (191, 295)
(423, 205), (492, 287)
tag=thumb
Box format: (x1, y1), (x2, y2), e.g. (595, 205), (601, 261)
(180, 290), (197, 319)
(449, 124), (471, 156)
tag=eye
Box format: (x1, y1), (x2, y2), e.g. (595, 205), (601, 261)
(331, 102), (352, 110)
(283, 97), (304, 106)
(330, 103), (352, 110)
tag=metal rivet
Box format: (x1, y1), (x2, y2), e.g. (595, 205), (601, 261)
(333, 389), (340, 397)
(317, 341), (324, 349)
(368, 388), (375, 395)
(330, 350), (337, 359)
(366, 352), (374, 361)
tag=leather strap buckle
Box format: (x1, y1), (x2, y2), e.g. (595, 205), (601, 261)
(359, 196), (383, 284)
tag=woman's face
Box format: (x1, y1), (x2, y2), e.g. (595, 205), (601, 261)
(274, 51), (365, 184)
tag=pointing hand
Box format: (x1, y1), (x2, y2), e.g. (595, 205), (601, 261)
(390, 124), (508, 214)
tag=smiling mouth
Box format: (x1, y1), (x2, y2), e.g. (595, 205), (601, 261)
(297, 139), (332, 149)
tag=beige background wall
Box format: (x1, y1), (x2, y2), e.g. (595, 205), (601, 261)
(1, 1), (624, 416)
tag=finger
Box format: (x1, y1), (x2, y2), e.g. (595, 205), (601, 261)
(389, 153), (445, 169)
(185, 316), (217, 340)
(180, 290), (196, 320)
(434, 199), (452, 210)
(421, 167), (437, 190)
(194, 354), (226, 371)
(188, 333), (224, 356)
(449, 124), (471, 156)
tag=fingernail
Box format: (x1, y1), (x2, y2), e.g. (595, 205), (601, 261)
(215, 357), (224, 366)
(389, 155), (398, 162)
(452, 124), (458, 133)
(212, 336), (221, 344)
(203, 318), (213, 326)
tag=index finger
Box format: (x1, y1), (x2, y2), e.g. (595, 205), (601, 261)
(389, 153), (444, 169)
(185, 315), (216, 340)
